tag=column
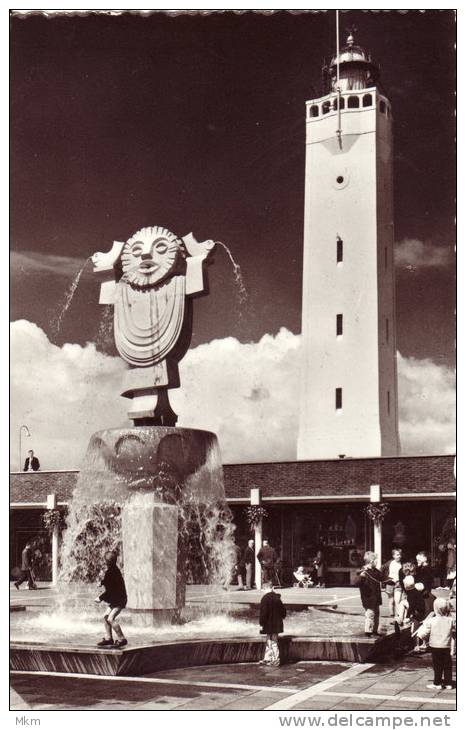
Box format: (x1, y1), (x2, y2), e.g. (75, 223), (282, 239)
(250, 487), (262, 590)
(370, 485), (382, 568)
(47, 494), (59, 586)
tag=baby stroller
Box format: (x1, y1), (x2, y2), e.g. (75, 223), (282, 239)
(293, 567), (312, 588)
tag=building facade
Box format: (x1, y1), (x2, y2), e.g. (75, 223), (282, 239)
(10, 455), (455, 586)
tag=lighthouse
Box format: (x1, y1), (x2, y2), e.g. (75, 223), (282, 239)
(297, 32), (400, 460)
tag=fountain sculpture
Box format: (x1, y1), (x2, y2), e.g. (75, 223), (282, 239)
(89, 226), (227, 624)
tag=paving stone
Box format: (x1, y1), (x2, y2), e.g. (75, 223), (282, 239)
(419, 703), (457, 711)
(176, 692), (241, 710)
(222, 691), (290, 710)
(378, 701), (423, 710)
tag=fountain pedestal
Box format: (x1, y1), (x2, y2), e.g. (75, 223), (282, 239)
(122, 494), (184, 625)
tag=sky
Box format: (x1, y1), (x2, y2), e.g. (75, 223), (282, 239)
(10, 9), (456, 469)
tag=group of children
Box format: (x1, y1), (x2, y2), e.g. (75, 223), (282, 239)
(357, 550), (455, 689)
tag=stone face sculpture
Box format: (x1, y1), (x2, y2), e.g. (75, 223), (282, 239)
(92, 226), (215, 424)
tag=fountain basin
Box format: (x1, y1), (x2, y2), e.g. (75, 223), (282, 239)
(10, 629), (412, 676)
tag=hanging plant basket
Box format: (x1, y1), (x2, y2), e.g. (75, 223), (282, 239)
(364, 503), (390, 524)
(244, 505), (268, 528)
(42, 509), (65, 533)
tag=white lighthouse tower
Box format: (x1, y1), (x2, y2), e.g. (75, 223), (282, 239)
(297, 32), (400, 460)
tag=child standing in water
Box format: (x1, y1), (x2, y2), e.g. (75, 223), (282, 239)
(95, 551), (128, 648)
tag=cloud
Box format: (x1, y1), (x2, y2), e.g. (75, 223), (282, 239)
(10, 321), (455, 470)
(397, 353), (456, 456)
(11, 251), (93, 279)
(395, 238), (454, 270)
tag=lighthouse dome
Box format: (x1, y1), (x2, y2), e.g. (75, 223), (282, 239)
(328, 33), (379, 91)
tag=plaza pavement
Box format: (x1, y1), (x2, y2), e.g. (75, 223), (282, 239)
(10, 583), (456, 712)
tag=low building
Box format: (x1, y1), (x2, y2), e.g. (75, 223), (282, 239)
(10, 455), (455, 585)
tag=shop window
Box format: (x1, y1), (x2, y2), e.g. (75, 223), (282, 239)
(322, 101), (330, 115)
(363, 93), (373, 107)
(336, 314), (343, 336)
(348, 96), (360, 109)
(335, 387), (342, 410)
(337, 237), (343, 263)
(379, 100), (386, 114)
(310, 105), (319, 118)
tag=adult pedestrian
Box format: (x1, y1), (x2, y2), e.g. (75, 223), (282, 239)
(381, 548), (403, 620)
(355, 551), (384, 637)
(313, 549), (326, 587)
(242, 539), (255, 590)
(23, 450), (40, 472)
(258, 583), (286, 666)
(257, 539), (278, 586)
(14, 541), (36, 590)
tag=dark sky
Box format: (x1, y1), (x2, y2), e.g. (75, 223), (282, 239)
(10, 9), (456, 365)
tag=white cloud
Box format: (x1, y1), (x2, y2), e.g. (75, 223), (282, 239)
(10, 321), (455, 470)
(395, 238), (454, 270)
(397, 353), (456, 455)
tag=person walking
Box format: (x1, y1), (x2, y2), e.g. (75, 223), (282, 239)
(381, 548), (403, 620)
(259, 583), (286, 667)
(14, 541), (36, 590)
(257, 539), (277, 587)
(242, 539), (255, 590)
(355, 551), (384, 637)
(95, 551), (128, 648)
(417, 598), (455, 690)
(23, 450), (40, 472)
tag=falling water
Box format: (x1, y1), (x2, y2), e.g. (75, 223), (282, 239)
(58, 428), (236, 603)
(215, 241), (248, 307)
(94, 305), (114, 352)
(51, 258), (90, 338)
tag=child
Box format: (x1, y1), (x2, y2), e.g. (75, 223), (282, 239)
(416, 598), (455, 690)
(95, 551), (128, 648)
(356, 551), (384, 637)
(259, 583), (286, 666)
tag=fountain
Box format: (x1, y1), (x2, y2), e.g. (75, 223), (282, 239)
(11, 225), (410, 676)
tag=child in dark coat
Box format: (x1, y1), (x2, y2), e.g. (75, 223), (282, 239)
(355, 551), (384, 637)
(95, 551), (128, 648)
(259, 584), (286, 666)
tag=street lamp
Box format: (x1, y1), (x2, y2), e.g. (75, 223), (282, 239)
(19, 425), (31, 471)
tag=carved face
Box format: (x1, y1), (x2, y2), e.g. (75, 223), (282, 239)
(121, 226), (180, 288)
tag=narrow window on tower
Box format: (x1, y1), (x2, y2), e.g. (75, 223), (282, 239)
(335, 388), (342, 410)
(384, 246), (388, 270)
(336, 314), (343, 337)
(387, 390), (391, 415)
(385, 318), (389, 343)
(337, 236), (343, 263)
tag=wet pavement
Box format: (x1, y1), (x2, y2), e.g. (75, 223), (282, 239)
(10, 583), (456, 711)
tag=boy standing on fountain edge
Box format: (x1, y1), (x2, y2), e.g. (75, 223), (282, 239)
(95, 551), (128, 648)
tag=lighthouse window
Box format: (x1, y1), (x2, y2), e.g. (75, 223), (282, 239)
(348, 96), (360, 109)
(322, 101), (330, 115)
(336, 314), (343, 336)
(363, 93), (373, 107)
(379, 100), (386, 114)
(310, 105), (319, 118)
(335, 388), (342, 410)
(337, 237), (343, 262)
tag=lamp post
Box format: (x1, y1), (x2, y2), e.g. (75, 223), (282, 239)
(19, 424), (31, 471)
